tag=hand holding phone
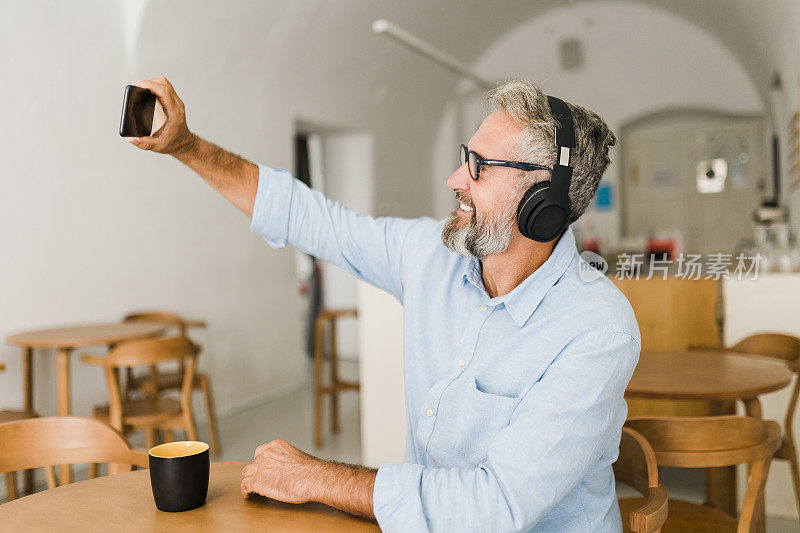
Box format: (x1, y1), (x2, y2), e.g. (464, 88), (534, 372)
(121, 76), (194, 155)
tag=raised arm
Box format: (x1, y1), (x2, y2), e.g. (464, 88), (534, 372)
(126, 76), (435, 300)
(125, 76), (259, 216)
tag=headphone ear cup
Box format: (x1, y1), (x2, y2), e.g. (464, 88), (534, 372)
(517, 181), (551, 240)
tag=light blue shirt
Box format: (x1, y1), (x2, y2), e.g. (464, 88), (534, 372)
(250, 165), (640, 532)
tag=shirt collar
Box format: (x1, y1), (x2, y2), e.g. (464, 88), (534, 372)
(461, 227), (577, 327)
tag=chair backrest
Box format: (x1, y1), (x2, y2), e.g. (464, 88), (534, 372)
(124, 310), (191, 337)
(0, 416), (148, 500)
(625, 416), (781, 532)
(731, 333), (800, 368)
(81, 337), (198, 429)
(612, 278), (720, 419)
(611, 278), (720, 351)
(105, 336), (197, 367)
(614, 427), (668, 533)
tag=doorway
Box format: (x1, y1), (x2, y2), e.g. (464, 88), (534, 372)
(293, 126), (375, 362)
(620, 110), (766, 255)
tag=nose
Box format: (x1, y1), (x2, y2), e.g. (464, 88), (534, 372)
(447, 162), (472, 192)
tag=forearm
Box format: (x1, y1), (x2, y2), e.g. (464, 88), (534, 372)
(173, 134), (259, 217)
(309, 460), (377, 521)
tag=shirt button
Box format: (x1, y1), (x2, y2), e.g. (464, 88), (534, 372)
(457, 359), (466, 367)
(426, 409), (434, 417)
(480, 304), (488, 311)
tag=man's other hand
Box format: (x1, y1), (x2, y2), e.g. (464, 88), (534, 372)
(241, 439), (318, 504)
(126, 76), (196, 155)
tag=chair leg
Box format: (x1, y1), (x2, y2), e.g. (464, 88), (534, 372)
(786, 441), (800, 519)
(314, 388), (323, 448)
(313, 317), (325, 448)
(144, 427), (157, 450)
(330, 323), (340, 434)
(147, 364), (159, 399)
(124, 367), (134, 401)
(331, 391), (340, 434)
(200, 375), (222, 456)
(5, 472), (18, 501)
(164, 428), (175, 442)
(88, 463), (97, 479)
(184, 414), (198, 442)
(23, 469), (34, 496)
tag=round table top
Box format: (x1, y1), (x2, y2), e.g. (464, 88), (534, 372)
(6, 322), (166, 348)
(626, 349), (793, 401)
(0, 462), (379, 532)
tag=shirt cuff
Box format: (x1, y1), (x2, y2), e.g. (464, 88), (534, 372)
(248, 164), (295, 248)
(373, 461), (426, 531)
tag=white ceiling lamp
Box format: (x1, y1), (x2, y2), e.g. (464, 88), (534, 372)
(372, 19), (494, 90)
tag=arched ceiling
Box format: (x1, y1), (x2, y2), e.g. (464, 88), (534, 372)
(379, 0), (797, 118)
(126, 0), (796, 215)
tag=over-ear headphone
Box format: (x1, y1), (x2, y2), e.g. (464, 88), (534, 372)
(516, 95), (576, 242)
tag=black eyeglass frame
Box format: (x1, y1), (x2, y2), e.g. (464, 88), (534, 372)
(460, 144), (552, 181)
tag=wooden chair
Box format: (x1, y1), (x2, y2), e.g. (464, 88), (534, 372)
(0, 416), (147, 502)
(1, 362), (39, 499)
(625, 415), (782, 532)
(81, 337), (199, 451)
(612, 277), (721, 417)
(615, 427), (669, 532)
(121, 311), (220, 456)
(314, 309), (360, 448)
(0, 363), (39, 423)
(691, 332), (800, 518)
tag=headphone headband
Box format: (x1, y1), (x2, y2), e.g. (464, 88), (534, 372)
(546, 95), (576, 149)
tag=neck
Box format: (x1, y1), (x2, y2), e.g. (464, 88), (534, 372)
(481, 233), (560, 298)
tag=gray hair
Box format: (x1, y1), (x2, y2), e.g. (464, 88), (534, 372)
(485, 80), (616, 224)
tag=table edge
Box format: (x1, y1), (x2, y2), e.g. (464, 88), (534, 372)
(6, 323), (167, 348)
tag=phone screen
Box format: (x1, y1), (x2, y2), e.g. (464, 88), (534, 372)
(119, 85), (156, 137)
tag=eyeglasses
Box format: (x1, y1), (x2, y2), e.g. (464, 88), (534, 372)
(460, 144), (551, 181)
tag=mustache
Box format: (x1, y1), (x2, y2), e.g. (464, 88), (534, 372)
(455, 192), (474, 209)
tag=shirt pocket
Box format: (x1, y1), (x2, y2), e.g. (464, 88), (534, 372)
(428, 378), (522, 467)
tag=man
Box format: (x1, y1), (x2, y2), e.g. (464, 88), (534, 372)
(128, 76), (639, 532)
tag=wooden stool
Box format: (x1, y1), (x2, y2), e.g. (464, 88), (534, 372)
(313, 309), (359, 448)
(0, 362), (39, 499)
(121, 312), (221, 457)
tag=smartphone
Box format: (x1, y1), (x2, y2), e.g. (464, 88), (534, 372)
(119, 85), (156, 137)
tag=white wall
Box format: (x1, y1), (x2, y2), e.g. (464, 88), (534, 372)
(434, 1), (765, 251)
(0, 0), (459, 427)
(357, 280), (406, 467)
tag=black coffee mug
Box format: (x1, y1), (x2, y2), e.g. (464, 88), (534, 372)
(149, 441), (210, 512)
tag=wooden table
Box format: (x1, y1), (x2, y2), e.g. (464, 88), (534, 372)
(6, 323), (166, 484)
(627, 349), (792, 529)
(0, 462), (380, 532)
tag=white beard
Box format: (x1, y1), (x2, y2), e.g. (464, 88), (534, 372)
(441, 194), (517, 259)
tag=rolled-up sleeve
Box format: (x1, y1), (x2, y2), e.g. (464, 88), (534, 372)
(372, 329), (640, 532)
(249, 165), (428, 300)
